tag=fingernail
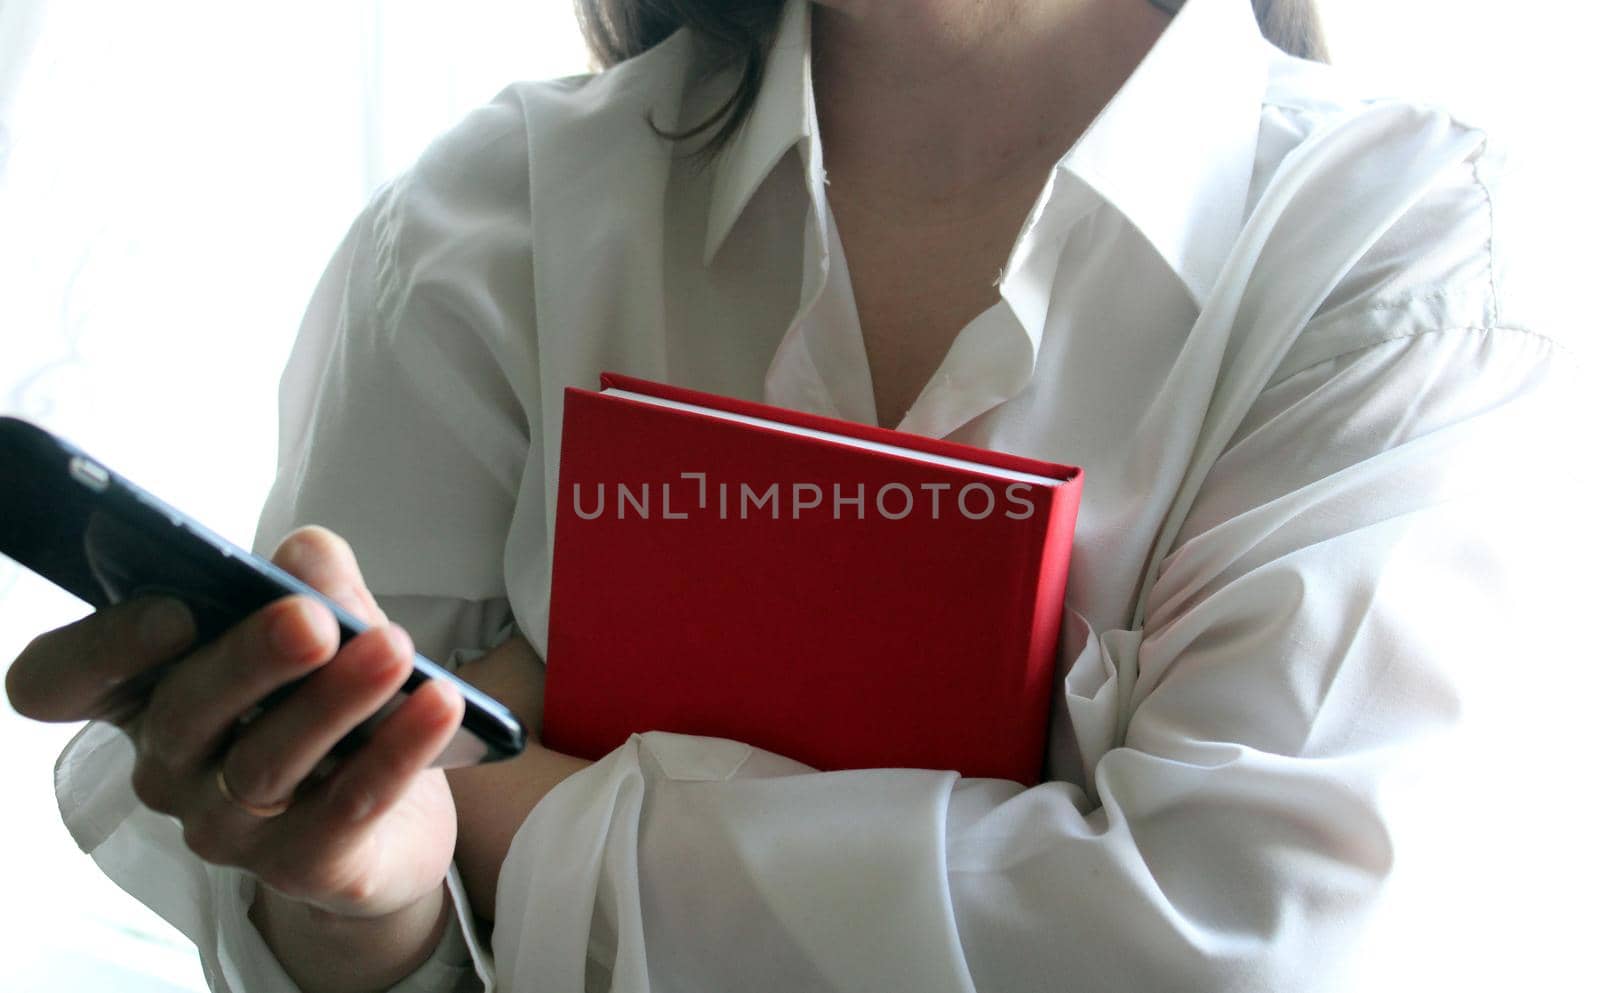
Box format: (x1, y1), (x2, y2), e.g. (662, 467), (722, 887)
(139, 599), (195, 653)
(342, 786), (375, 823)
(433, 680), (464, 721)
(268, 599), (313, 659)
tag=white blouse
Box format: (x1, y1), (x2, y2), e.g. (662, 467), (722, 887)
(54, 0), (1590, 990)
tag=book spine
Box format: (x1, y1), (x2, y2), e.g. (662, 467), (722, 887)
(1014, 482), (1082, 784)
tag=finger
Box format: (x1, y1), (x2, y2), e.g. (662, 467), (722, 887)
(219, 624), (415, 812)
(6, 596), (196, 724)
(272, 526), (387, 626)
(305, 677), (464, 831)
(238, 681), (461, 908)
(135, 594), (339, 781)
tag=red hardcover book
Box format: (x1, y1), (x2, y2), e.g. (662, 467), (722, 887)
(540, 371), (1083, 784)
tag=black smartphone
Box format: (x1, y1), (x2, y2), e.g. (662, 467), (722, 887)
(0, 415), (526, 767)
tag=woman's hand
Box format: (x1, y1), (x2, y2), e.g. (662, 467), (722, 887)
(6, 526), (465, 990)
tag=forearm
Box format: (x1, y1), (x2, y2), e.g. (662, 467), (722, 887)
(248, 883), (451, 993)
(449, 632), (593, 921)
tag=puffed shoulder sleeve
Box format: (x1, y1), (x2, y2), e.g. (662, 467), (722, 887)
(56, 90), (539, 993)
(252, 91), (537, 610)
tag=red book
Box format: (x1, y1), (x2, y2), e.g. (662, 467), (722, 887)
(541, 372), (1083, 784)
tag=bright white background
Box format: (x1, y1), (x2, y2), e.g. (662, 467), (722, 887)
(0, 4), (589, 989)
(0, 2), (1593, 990)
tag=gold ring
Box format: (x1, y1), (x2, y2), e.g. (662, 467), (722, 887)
(215, 767), (292, 819)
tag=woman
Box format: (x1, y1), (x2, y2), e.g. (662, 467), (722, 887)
(7, 0), (1580, 990)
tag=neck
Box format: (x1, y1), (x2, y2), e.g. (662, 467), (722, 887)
(810, 0), (1171, 213)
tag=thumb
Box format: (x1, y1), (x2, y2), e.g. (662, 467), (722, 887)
(270, 526), (388, 627)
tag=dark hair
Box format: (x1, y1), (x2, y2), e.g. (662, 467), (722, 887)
(1252, 0), (1329, 64)
(574, 0), (1329, 155)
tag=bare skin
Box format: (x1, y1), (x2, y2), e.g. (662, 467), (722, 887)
(7, 528), (469, 993)
(5, 2), (1173, 988)
(812, 0), (1170, 427)
(5, 525), (589, 992)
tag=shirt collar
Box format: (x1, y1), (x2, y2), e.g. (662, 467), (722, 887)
(702, 0), (814, 266)
(1052, 0), (1269, 304)
(702, 0), (1270, 306)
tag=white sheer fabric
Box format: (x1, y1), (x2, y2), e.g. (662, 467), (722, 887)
(7, 0), (1595, 991)
(0, 5), (586, 989)
(48, 0), (1593, 990)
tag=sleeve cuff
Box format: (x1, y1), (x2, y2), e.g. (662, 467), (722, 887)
(212, 865), (491, 993)
(490, 732), (965, 992)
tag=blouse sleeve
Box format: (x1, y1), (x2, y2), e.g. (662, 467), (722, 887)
(489, 319), (1586, 992)
(56, 90), (540, 993)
